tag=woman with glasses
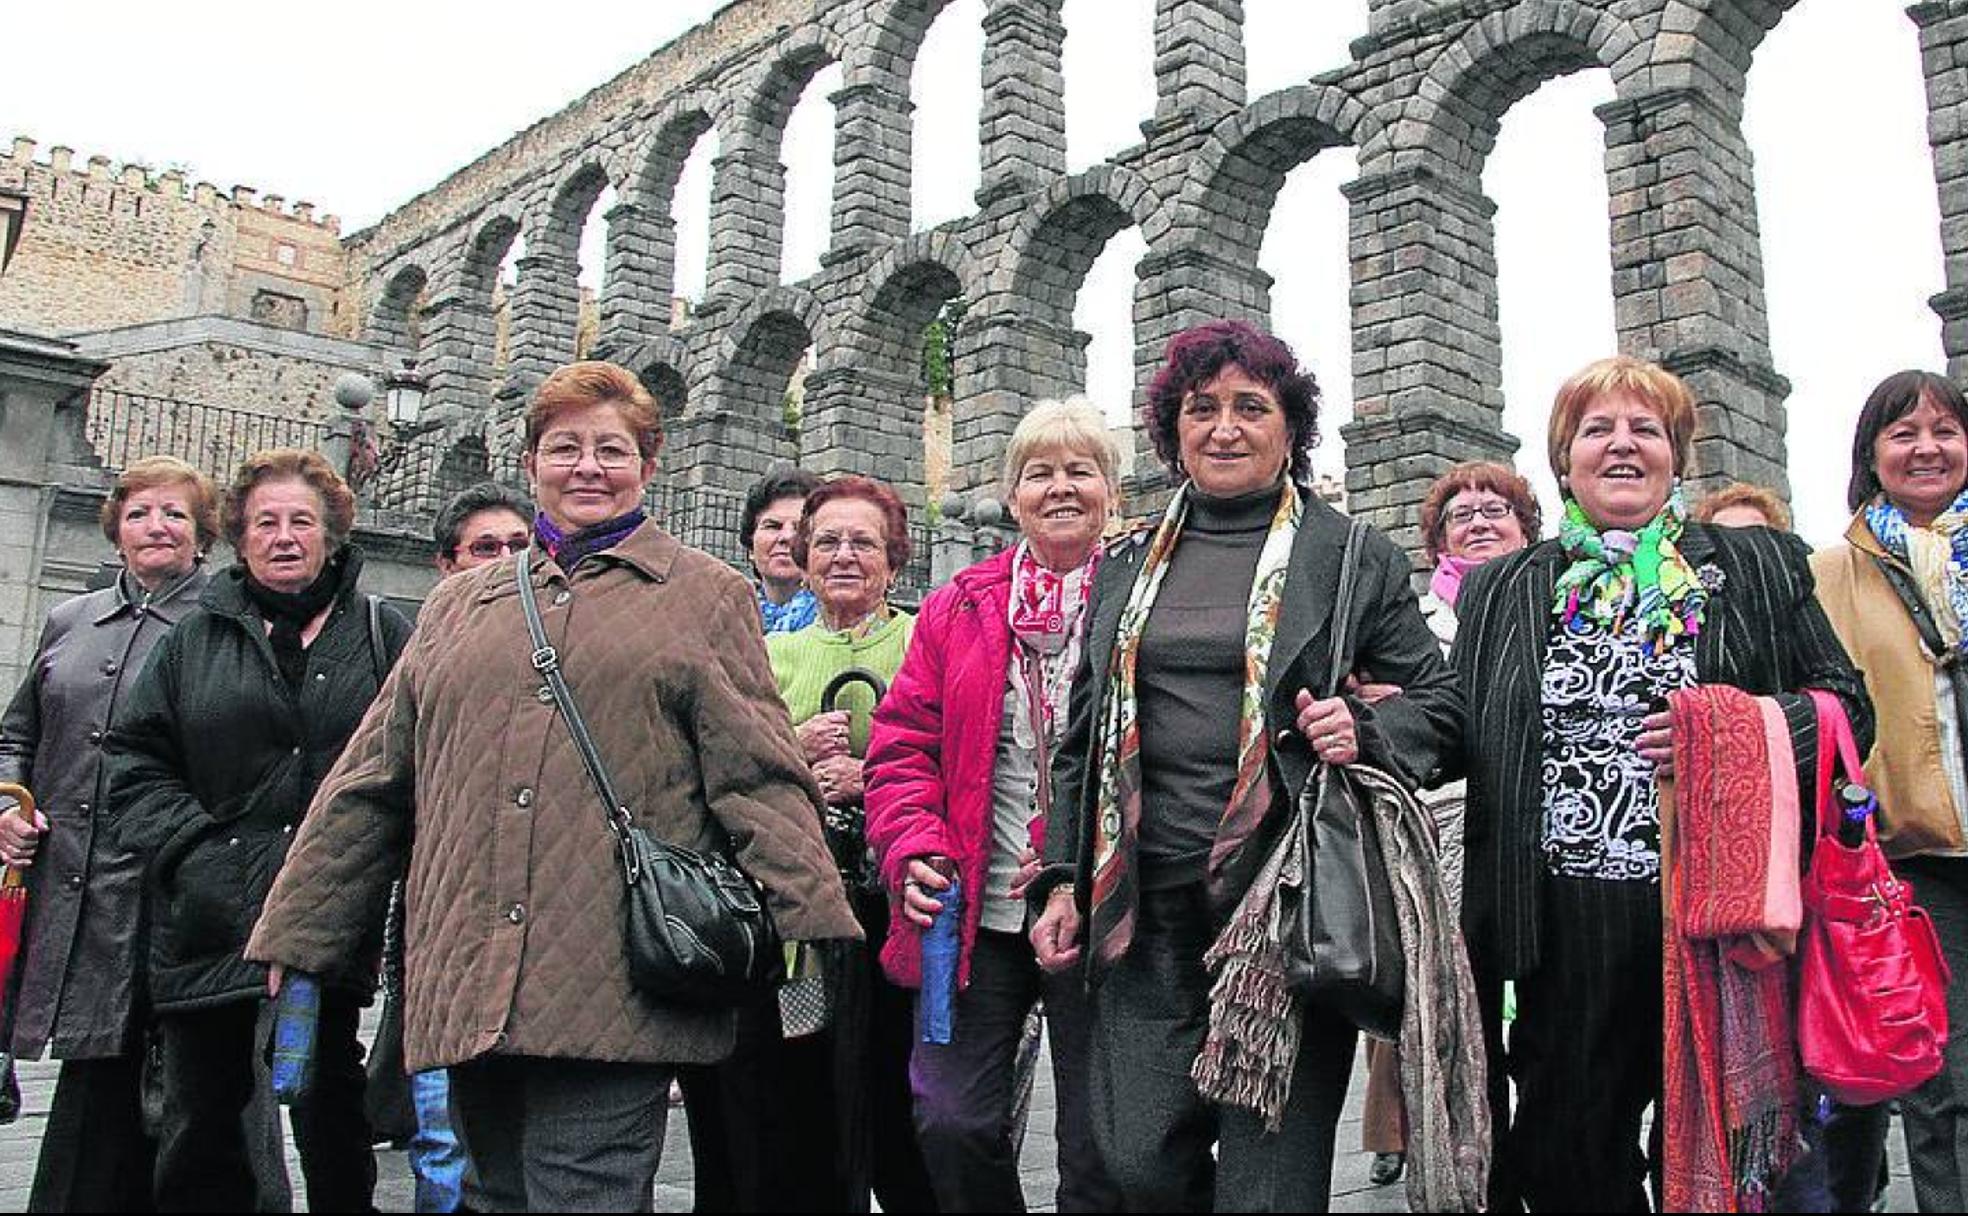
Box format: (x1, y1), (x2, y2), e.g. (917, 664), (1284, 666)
(244, 362), (857, 1212)
(433, 482), (534, 575)
(763, 475), (939, 1213)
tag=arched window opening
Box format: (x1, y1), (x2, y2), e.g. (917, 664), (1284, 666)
(1263, 149), (1358, 490)
(912, 0), (985, 231)
(1747, 1), (1944, 544)
(1061, 0), (1154, 172)
(673, 130), (719, 318)
(1487, 70), (1618, 523)
(576, 184), (618, 357)
(1076, 226), (1148, 475)
(491, 232), (527, 378)
(781, 62), (843, 283)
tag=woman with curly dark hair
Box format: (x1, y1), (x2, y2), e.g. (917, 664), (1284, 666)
(105, 448), (414, 1211)
(1027, 320), (1463, 1210)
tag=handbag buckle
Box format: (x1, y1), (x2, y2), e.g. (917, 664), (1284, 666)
(531, 645), (560, 674)
(616, 811), (641, 885)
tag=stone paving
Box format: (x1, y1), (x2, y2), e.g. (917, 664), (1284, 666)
(0, 1018), (1922, 1212)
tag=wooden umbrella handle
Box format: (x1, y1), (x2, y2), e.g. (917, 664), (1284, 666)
(0, 783), (31, 823)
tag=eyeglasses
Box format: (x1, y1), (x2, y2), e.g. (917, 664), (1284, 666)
(810, 534), (884, 558)
(537, 439), (640, 470)
(463, 536), (530, 560)
(1446, 501), (1514, 526)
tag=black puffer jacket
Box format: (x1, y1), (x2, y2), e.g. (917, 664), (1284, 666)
(104, 548), (412, 1012)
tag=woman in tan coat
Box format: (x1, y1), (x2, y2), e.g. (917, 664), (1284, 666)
(247, 361), (859, 1213)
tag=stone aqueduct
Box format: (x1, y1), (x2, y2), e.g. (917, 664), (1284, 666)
(347, 0), (1968, 552)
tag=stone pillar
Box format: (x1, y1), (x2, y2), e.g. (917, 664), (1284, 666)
(704, 146), (786, 302)
(831, 81), (912, 257)
(503, 252), (581, 395)
(949, 311), (1089, 492)
(1600, 88), (1789, 494)
(1152, 0), (1245, 130)
(1131, 245), (1272, 474)
(598, 201), (671, 355)
(418, 294), (498, 422)
(0, 332), (108, 689)
(800, 365), (926, 499)
(1913, 2), (1968, 378)
(1341, 164), (1514, 548)
(978, 0), (1068, 206)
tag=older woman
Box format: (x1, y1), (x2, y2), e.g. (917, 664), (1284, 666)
(242, 362), (857, 1213)
(866, 398), (1122, 1212)
(1454, 355), (1871, 1211)
(1027, 320), (1463, 1211)
(0, 458), (219, 1211)
(1812, 370), (1968, 1213)
(743, 466), (824, 633)
(1360, 460), (1539, 1191)
(764, 474), (937, 1213)
(104, 448), (413, 1211)
(1693, 482), (1793, 532)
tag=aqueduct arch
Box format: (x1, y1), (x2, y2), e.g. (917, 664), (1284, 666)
(342, 0), (1968, 557)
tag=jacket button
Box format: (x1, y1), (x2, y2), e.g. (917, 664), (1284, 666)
(292, 747), (302, 757)
(101, 660), (118, 675)
(536, 686), (555, 704)
(77, 802), (91, 816)
(87, 730), (103, 746)
(505, 903), (526, 924)
(515, 788), (534, 809)
(553, 591), (571, 607)
(66, 874), (82, 889)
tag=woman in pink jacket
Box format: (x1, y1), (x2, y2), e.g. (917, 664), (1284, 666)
(866, 398), (1122, 1213)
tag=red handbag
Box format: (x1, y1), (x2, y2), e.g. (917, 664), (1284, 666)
(1798, 690), (1951, 1105)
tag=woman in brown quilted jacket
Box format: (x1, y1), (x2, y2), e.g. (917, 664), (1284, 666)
(246, 361), (860, 1213)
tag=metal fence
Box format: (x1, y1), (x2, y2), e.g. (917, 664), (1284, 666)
(85, 388), (330, 482)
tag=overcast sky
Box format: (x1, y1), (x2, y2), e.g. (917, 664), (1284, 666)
(1, 0), (1944, 545)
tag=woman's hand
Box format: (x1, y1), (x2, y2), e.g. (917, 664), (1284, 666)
(1345, 673), (1404, 706)
(0, 803), (47, 869)
(1295, 689), (1360, 766)
(900, 857), (954, 929)
(1031, 886), (1082, 972)
(1007, 846), (1041, 902)
(267, 963), (285, 998)
(796, 711), (852, 765)
(813, 754), (865, 806)
(1638, 709), (1676, 778)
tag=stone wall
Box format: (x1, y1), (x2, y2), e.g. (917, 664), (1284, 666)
(0, 136), (352, 342)
(329, 0), (1966, 556)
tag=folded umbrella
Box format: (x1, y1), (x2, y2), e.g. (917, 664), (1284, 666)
(0, 784), (34, 1012)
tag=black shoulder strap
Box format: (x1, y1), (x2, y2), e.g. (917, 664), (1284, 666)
(365, 594), (388, 687)
(1868, 551), (1955, 665)
(1322, 519), (1369, 700)
(515, 549), (640, 882)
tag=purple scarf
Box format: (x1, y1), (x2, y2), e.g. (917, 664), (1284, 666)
(1430, 553), (1481, 607)
(534, 509), (646, 571)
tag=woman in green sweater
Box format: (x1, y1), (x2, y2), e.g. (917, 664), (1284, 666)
(765, 475), (935, 1213)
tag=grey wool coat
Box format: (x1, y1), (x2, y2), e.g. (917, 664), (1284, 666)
(0, 568), (208, 1058)
(247, 521), (861, 1073)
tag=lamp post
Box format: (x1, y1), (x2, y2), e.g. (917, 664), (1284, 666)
(0, 190), (27, 277)
(382, 360), (429, 431)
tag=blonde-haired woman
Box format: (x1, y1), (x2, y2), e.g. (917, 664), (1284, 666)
(866, 397), (1122, 1211)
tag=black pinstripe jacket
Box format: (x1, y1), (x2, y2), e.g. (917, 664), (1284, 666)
(1452, 521), (1873, 980)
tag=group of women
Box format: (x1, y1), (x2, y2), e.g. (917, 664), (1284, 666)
(1, 326), (1965, 1214)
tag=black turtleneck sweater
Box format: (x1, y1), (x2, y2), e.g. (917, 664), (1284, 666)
(1136, 484), (1279, 888)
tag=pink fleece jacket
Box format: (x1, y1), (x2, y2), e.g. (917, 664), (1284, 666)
(865, 547), (1036, 990)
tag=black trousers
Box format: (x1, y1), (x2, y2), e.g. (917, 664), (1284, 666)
(153, 994), (373, 1213)
(1507, 875), (1662, 1214)
(676, 989), (790, 1212)
(1088, 884), (1358, 1213)
(449, 1055), (671, 1213)
(28, 1054), (154, 1212)
(909, 927), (1120, 1213)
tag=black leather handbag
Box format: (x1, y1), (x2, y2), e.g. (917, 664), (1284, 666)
(1280, 518), (1406, 1040)
(517, 549), (784, 1008)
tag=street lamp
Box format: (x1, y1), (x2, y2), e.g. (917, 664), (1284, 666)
(0, 190), (27, 276)
(382, 360), (430, 430)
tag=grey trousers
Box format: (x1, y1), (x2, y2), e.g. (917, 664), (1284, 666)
(1896, 855), (1968, 1214)
(448, 1055), (671, 1214)
(1087, 884), (1358, 1213)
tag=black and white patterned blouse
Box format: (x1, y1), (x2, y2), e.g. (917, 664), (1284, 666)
(1538, 619), (1696, 882)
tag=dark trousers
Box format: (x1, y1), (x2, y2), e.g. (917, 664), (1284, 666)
(910, 927), (1120, 1213)
(29, 1055), (154, 1212)
(449, 1055), (671, 1213)
(1088, 884), (1357, 1213)
(677, 990), (790, 1212)
(1469, 946), (1521, 1212)
(1773, 1091), (1892, 1213)
(153, 994), (373, 1213)
(1508, 876), (1661, 1214)
(1897, 855), (1968, 1212)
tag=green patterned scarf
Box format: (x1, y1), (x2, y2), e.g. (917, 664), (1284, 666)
(1085, 480), (1302, 971)
(1551, 487), (1707, 652)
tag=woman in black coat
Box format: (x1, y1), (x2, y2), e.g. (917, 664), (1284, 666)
(105, 448), (411, 1213)
(1453, 356), (1871, 1212)
(1027, 321), (1462, 1212)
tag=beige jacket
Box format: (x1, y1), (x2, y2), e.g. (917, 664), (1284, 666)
(248, 522), (859, 1071)
(1812, 513), (1968, 857)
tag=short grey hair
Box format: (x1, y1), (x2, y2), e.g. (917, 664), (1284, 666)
(999, 396), (1123, 501)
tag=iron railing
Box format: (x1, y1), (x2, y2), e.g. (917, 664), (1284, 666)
(85, 387), (329, 482)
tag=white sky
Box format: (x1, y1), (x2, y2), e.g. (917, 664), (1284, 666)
(0, 0), (1944, 545)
